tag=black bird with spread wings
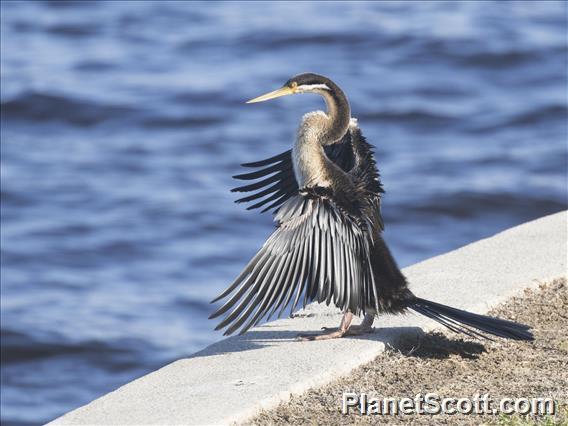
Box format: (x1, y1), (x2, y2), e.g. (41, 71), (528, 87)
(210, 73), (533, 342)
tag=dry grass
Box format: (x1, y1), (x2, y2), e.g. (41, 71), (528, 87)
(249, 277), (568, 425)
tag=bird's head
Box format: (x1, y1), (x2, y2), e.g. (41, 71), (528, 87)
(246, 73), (333, 104)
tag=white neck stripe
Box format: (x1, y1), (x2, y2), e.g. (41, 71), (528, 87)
(297, 83), (330, 91)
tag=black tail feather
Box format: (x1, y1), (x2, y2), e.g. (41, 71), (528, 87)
(408, 297), (534, 341)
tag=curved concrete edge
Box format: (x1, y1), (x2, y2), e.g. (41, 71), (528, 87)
(50, 211), (567, 425)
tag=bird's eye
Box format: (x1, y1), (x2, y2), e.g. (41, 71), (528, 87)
(290, 81), (298, 89)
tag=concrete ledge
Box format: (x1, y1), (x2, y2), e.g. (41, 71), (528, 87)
(51, 211), (567, 425)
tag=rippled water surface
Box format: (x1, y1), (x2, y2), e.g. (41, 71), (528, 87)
(1, 1), (567, 424)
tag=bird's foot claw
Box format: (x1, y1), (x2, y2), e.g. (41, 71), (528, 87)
(344, 325), (375, 336)
(297, 325), (374, 341)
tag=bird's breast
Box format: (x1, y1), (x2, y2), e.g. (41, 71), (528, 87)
(292, 139), (335, 189)
(292, 113), (334, 188)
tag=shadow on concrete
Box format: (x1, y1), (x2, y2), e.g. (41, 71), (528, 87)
(393, 331), (487, 360)
(190, 326), (425, 358)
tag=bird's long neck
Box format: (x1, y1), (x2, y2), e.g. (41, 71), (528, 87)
(319, 85), (351, 144)
(292, 85), (351, 188)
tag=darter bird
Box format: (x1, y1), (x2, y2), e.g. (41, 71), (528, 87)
(210, 73), (533, 342)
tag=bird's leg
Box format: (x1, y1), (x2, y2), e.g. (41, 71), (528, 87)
(344, 312), (375, 336)
(297, 311), (355, 341)
(297, 312), (376, 341)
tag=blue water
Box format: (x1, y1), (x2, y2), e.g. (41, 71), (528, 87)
(1, 1), (566, 424)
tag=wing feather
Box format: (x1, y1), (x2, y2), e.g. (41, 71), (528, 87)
(231, 172), (290, 193)
(233, 162), (292, 180)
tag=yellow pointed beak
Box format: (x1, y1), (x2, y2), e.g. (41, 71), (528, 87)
(246, 86), (296, 104)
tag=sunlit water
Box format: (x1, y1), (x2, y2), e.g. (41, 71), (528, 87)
(1, 1), (566, 424)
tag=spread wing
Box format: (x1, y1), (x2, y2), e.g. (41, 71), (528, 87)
(209, 191), (379, 336)
(348, 125), (385, 231)
(231, 150), (298, 213)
